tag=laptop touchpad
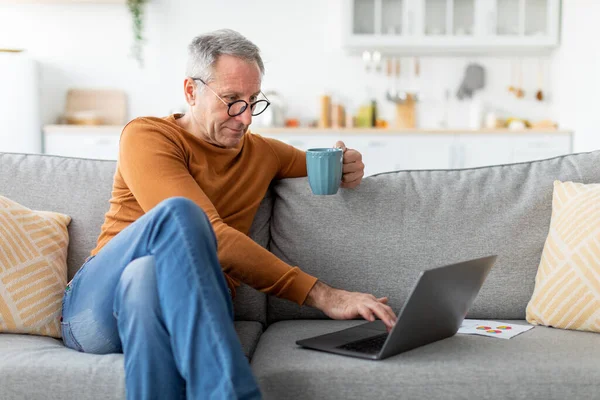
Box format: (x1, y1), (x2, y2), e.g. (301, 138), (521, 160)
(360, 320), (388, 332)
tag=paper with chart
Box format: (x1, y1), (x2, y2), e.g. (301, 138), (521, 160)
(457, 319), (534, 339)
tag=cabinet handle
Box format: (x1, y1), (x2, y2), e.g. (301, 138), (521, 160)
(368, 141), (385, 147)
(408, 11), (414, 35)
(489, 11), (496, 35)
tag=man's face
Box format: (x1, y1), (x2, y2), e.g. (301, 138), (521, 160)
(192, 55), (262, 148)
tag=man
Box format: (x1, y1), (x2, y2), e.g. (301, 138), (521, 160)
(60, 29), (397, 399)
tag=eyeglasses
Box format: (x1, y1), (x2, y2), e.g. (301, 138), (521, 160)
(191, 78), (271, 117)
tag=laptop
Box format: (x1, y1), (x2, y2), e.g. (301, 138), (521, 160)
(296, 255), (497, 360)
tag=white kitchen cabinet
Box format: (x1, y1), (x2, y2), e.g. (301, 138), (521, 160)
(377, 135), (455, 171)
(345, 0), (416, 38)
(265, 133), (453, 176)
(341, 0), (560, 54)
(483, 0), (560, 46)
(42, 126), (573, 174)
(271, 135), (340, 152)
(423, 0), (477, 37)
(259, 130), (572, 176)
(43, 126), (121, 160)
(454, 133), (571, 168)
(454, 135), (515, 168)
(511, 134), (572, 163)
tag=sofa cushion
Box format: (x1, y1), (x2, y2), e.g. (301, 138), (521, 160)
(251, 319), (600, 400)
(0, 195), (71, 338)
(0, 321), (262, 400)
(0, 153), (115, 281)
(0, 333), (125, 400)
(526, 180), (600, 332)
(0, 153), (268, 324)
(268, 151), (600, 322)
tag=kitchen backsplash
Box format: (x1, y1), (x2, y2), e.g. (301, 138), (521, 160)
(1, 1), (556, 130)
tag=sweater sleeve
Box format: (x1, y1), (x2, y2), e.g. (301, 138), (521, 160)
(261, 137), (308, 179)
(118, 121), (317, 305)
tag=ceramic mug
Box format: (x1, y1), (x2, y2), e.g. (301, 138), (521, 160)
(306, 148), (343, 195)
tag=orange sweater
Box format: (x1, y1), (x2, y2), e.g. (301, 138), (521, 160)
(91, 114), (318, 305)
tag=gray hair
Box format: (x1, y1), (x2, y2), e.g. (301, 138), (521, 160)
(186, 29), (265, 85)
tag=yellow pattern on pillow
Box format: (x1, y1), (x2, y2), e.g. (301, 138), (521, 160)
(0, 196), (71, 338)
(526, 181), (600, 333)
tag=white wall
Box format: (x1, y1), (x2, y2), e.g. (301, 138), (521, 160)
(0, 0), (595, 145)
(552, 0), (600, 152)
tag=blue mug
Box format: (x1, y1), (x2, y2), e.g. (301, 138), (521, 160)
(306, 148), (343, 195)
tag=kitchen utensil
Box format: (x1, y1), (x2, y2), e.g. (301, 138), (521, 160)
(372, 51), (382, 73)
(516, 59), (525, 98)
(413, 57), (421, 100)
(395, 58), (406, 101)
(64, 89), (127, 125)
(395, 93), (416, 128)
(64, 111), (103, 126)
(508, 59), (516, 94)
(385, 58), (396, 100)
(386, 57), (407, 103)
(362, 51), (372, 73)
(536, 58), (544, 101)
(395, 58), (407, 102)
(456, 63), (486, 100)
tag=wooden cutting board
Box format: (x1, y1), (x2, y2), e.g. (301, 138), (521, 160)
(65, 89), (127, 125)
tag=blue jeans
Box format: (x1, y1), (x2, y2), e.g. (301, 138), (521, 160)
(61, 197), (261, 400)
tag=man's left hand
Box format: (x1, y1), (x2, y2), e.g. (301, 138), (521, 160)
(335, 141), (364, 189)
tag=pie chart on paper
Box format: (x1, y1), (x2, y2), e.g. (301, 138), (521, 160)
(486, 329), (502, 334)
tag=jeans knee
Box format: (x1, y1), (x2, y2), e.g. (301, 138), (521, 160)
(157, 197), (215, 243)
(114, 256), (159, 320)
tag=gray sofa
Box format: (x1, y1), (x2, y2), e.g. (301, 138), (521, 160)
(1, 150), (600, 400)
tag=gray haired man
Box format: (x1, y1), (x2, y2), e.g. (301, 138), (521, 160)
(60, 29), (396, 399)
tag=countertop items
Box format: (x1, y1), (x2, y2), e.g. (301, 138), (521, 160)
(42, 125), (573, 136)
(60, 89), (127, 126)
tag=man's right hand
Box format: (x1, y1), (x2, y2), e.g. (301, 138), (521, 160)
(305, 281), (397, 331)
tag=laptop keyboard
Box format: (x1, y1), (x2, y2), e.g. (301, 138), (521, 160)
(337, 333), (389, 354)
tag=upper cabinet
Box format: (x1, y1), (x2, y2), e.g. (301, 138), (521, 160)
(342, 0), (561, 54)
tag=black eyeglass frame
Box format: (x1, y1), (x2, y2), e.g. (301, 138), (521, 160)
(191, 77), (271, 117)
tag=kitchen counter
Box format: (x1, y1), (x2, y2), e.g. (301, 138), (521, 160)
(43, 125), (573, 135)
(254, 127), (573, 135)
(42, 125), (573, 170)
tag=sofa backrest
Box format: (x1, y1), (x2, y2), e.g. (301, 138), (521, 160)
(267, 151), (600, 322)
(0, 152), (267, 324)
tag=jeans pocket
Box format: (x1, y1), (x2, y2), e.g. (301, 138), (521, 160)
(61, 321), (84, 352)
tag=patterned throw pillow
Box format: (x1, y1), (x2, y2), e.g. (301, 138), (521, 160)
(526, 181), (600, 333)
(0, 195), (71, 338)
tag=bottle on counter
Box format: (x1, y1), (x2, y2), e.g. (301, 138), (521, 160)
(371, 99), (377, 127)
(319, 94), (331, 128)
(331, 104), (346, 128)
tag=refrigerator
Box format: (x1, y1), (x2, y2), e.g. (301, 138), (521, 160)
(0, 51), (42, 154)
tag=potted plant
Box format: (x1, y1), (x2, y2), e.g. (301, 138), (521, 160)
(127, 0), (148, 67)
